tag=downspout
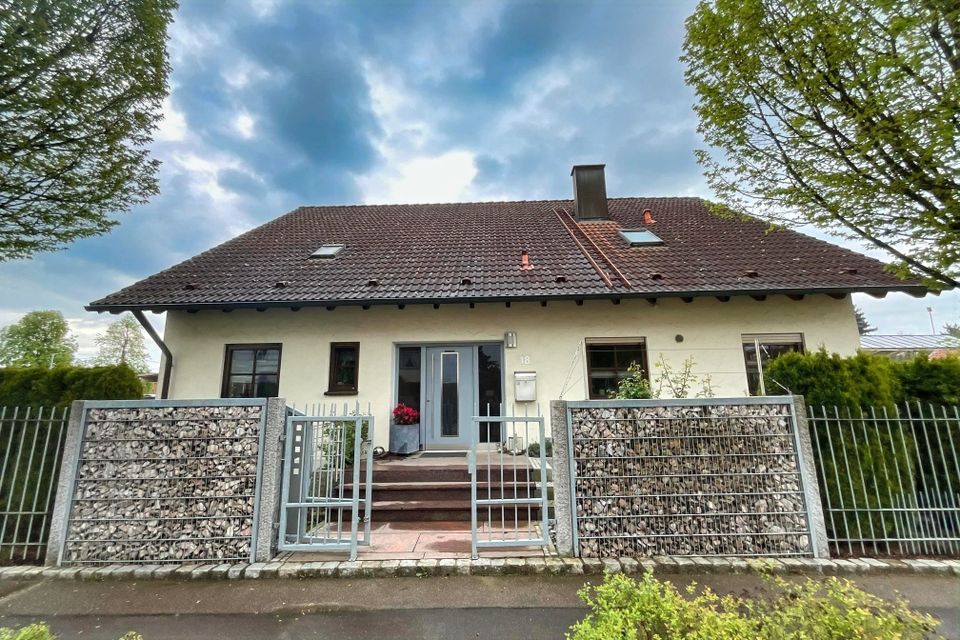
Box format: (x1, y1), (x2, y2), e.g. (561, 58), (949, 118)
(132, 310), (173, 399)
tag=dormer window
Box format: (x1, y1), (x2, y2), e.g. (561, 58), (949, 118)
(311, 244), (345, 259)
(619, 229), (663, 246)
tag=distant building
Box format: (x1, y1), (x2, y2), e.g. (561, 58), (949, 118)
(860, 334), (957, 359)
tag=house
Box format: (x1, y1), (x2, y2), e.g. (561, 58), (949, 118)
(860, 334), (958, 360)
(87, 165), (926, 450)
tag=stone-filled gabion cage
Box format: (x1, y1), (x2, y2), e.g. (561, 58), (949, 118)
(55, 400), (267, 565)
(566, 398), (818, 558)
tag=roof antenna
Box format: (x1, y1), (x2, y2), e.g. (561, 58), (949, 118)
(643, 209), (656, 225)
(520, 250), (534, 270)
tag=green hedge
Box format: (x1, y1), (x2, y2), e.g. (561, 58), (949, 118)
(0, 364), (144, 407)
(764, 349), (960, 548)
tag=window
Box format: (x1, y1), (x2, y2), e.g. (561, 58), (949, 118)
(221, 344), (281, 398)
(477, 344), (503, 443)
(311, 244), (345, 259)
(585, 340), (648, 399)
(742, 333), (804, 395)
(396, 346), (421, 410)
(327, 342), (359, 394)
(619, 229), (663, 246)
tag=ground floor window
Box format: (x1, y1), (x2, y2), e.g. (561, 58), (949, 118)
(221, 344), (281, 398)
(741, 333), (804, 395)
(327, 342), (359, 394)
(585, 340), (648, 399)
(396, 346), (421, 410)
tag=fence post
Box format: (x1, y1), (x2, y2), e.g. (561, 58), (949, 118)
(44, 400), (86, 567)
(792, 395), (830, 559)
(254, 397), (287, 562)
(550, 400), (574, 556)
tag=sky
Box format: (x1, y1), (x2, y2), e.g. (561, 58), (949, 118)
(1, 0), (956, 369)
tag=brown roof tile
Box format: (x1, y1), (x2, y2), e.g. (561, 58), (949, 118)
(87, 198), (924, 310)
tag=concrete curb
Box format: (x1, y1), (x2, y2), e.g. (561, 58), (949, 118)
(3, 557), (959, 582)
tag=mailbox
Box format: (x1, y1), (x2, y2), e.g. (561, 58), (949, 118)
(514, 371), (537, 402)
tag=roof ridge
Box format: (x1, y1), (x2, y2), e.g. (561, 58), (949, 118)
(294, 196), (706, 209)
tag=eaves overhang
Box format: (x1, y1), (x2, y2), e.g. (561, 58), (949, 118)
(85, 283), (931, 314)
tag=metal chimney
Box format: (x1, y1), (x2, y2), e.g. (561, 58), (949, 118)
(571, 164), (609, 221)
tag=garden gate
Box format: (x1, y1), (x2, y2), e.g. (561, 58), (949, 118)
(278, 406), (374, 561)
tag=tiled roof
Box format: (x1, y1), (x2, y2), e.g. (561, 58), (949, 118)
(860, 334), (955, 351)
(88, 198), (925, 310)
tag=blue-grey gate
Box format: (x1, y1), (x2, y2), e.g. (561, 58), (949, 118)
(469, 406), (551, 558)
(278, 406), (374, 560)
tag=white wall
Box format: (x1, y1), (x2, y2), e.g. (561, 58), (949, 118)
(160, 295), (859, 447)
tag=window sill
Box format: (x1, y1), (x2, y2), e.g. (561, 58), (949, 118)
(325, 390), (358, 396)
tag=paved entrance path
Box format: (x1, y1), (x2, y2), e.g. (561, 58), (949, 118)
(0, 574), (956, 639)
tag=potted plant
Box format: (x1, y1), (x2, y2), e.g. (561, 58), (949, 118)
(389, 403), (420, 454)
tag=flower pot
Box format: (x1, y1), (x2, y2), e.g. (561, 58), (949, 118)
(390, 423), (420, 455)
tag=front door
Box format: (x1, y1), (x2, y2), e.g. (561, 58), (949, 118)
(424, 346), (475, 449)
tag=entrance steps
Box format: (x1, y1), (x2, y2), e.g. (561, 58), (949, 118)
(344, 464), (541, 523)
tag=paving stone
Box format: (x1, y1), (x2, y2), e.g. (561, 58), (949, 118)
(397, 559), (419, 577)
(437, 559), (457, 576)
(0, 567), (32, 580)
(337, 561), (363, 578)
(297, 562), (326, 578)
(779, 558), (806, 574)
(132, 565), (161, 580)
(672, 558), (698, 573)
(562, 558), (585, 575)
(504, 558), (526, 574)
(319, 562), (340, 578)
(358, 561), (381, 578)
(190, 565), (216, 580)
(54, 567), (82, 580)
(455, 559), (472, 576)
(173, 565), (197, 580)
(618, 557), (640, 574)
(209, 564), (233, 579)
(154, 566), (180, 580)
(78, 567), (101, 581)
(601, 558), (622, 574)
(277, 562), (302, 579)
(243, 563), (269, 579)
(379, 560), (401, 577)
(226, 565), (246, 579)
(638, 559), (658, 574)
(581, 558), (605, 575)
(545, 558), (568, 575)
(913, 559), (951, 575)
(417, 559), (439, 576)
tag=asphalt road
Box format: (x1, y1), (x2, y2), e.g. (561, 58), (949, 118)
(0, 573), (956, 640)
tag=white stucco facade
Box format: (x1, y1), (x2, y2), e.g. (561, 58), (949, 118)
(158, 294), (859, 448)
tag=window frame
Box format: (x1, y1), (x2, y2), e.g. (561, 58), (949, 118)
(327, 341), (360, 395)
(220, 343), (283, 399)
(584, 338), (649, 400)
(741, 333), (805, 396)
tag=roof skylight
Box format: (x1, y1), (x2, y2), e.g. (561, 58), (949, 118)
(311, 244), (345, 259)
(619, 229), (663, 246)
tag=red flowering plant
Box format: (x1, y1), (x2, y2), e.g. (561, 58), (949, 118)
(392, 403), (420, 425)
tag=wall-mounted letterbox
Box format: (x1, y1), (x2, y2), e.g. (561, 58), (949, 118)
(514, 371), (537, 402)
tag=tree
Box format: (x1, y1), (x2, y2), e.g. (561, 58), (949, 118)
(683, 0), (960, 289)
(93, 314), (149, 372)
(0, 310), (76, 367)
(944, 323), (960, 338)
(0, 0), (177, 261)
(855, 306), (876, 335)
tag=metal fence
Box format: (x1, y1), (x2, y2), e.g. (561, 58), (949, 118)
(470, 404), (551, 558)
(809, 403), (960, 558)
(0, 406), (70, 564)
(279, 403), (374, 561)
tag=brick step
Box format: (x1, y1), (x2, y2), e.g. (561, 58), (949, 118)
(361, 499), (541, 522)
(352, 465), (536, 484)
(343, 481), (537, 502)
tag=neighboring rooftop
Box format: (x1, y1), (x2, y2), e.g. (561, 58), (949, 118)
(87, 166), (927, 312)
(860, 334), (956, 352)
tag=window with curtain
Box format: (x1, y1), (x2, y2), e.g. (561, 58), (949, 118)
(328, 342), (359, 394)
(221, 344), (281, 398)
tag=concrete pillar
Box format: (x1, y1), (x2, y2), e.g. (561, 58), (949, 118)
(45, 400), (87, 566)
(253, 397), (287, 562)
(550, 400), (575, 556)
(792, 395), (830, 558)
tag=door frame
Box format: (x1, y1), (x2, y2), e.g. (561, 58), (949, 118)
(392, 341), (506, 451)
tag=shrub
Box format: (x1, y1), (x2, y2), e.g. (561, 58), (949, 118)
(0, 364), (144, 407)
(896, 353), (960, 406)
(527, 437), (553, 457)
(0, 623), (142, 640)
(613, 362), (652, 399)
(763, 349), (900, 409)
(568, 572), (938, 640)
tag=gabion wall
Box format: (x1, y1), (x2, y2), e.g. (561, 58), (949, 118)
(571, 403), (811, 558)
(62, 404), (263, 565)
